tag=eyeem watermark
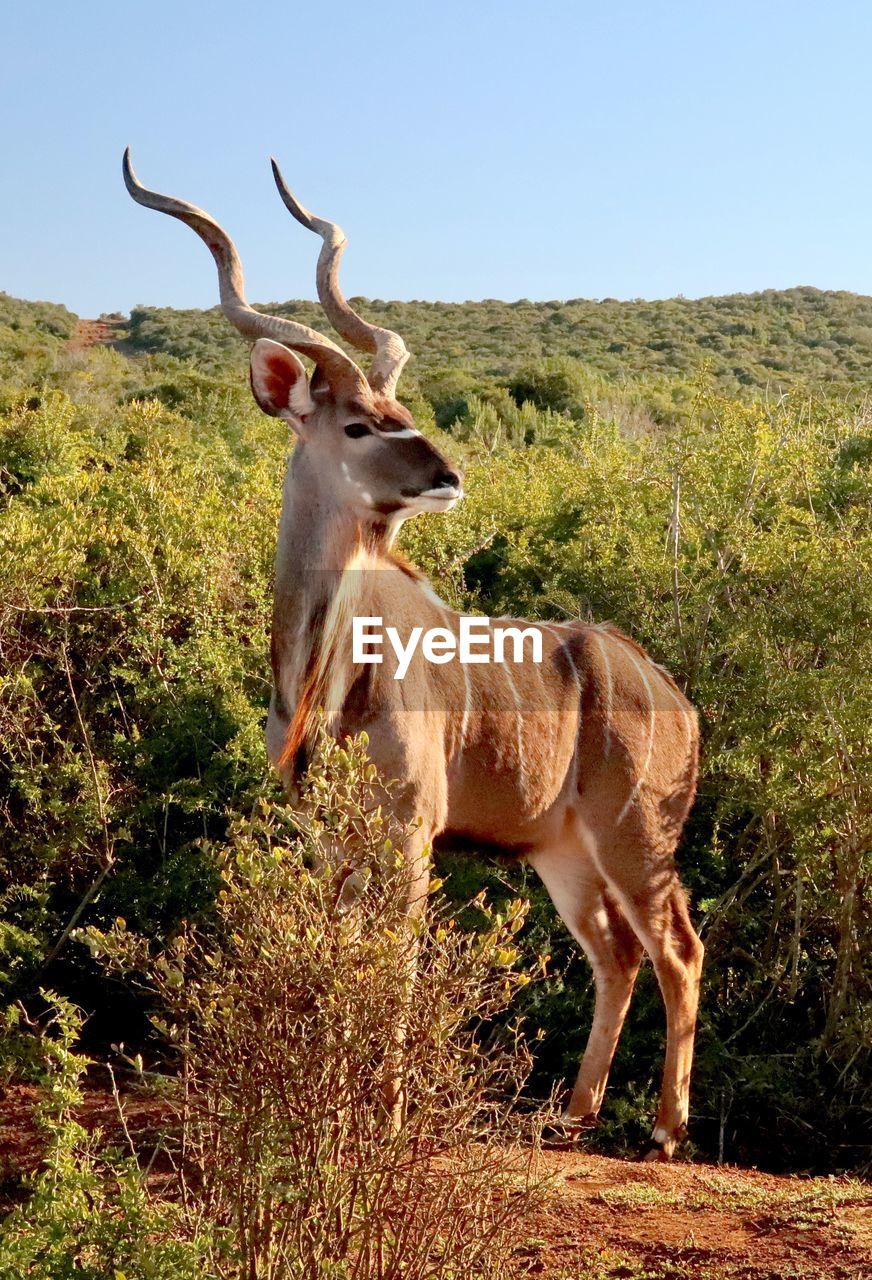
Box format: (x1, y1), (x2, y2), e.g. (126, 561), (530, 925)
(352, 616), (543, 679)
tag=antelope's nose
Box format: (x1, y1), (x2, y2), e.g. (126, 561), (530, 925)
(434, 468), (463, 491)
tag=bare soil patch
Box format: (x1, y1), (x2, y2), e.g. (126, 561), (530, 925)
(524, 1147), (871, 1279)
(65, 318), (126, 352)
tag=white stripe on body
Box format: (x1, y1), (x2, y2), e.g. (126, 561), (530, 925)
(649, 659), (695, 754)
(500, 653), (526, 790)
(609, 637), (657, 826)
(544, 623), (582, 694)
(543, 623), (583, 796)
(436, 606), (472, 759)
(590, 631), (614, 758)
(458, 657), (472, 752)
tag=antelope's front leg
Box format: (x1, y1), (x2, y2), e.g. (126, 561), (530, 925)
(380, 817), (435, 1132)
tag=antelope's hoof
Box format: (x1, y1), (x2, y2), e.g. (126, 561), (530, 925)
(641, 1142), (673, 1163)
(641, 1122), (686, 1162)
(541, 1112), (598, 1147)
(563, 1111), (599, 1132)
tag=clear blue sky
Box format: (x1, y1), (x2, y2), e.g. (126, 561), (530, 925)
(2, 0), (871, 316)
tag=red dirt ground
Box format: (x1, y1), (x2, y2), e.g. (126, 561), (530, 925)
(526, 1148), (871, 1279)
(65, 318), (124, 352)
(2, 1083), (869, 1279)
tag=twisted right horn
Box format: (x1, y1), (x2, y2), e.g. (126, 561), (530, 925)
(271, 160), (410, 399)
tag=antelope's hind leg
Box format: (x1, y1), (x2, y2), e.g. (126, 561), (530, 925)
(528, 843), (643, 1132)
(634, 880), (704, 1162)
(588, 811), (704, 1162)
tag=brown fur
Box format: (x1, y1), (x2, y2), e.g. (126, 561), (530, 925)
(269, 532), (703, 1157)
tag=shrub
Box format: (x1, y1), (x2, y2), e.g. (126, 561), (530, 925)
(0, 995), (215, 1280)
(80, 732), (544, 1279)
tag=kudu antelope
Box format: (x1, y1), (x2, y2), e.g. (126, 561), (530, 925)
(124, 150), (704, 1160)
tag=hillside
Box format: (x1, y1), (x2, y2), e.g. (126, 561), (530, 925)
(7, 284), (872, 398)
(126, 286), (872, 391)
(0, 292), (77, 378)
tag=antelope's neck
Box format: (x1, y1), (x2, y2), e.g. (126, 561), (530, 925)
(271, 449), (390, 713)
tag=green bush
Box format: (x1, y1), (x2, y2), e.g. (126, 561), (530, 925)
(0, 995), (216, 1280)
(0, 300), (869, 1175)
(0, 387), (284, 1005)
(404, 390), (872, 1170)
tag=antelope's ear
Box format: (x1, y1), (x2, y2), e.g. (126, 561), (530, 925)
(249, 339), (315, 429)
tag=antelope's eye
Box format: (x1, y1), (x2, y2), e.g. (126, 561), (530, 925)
(344, 422), (371, 439)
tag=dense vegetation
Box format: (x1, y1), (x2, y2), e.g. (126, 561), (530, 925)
(125, 285), (872, 397)
(1, 745), (540, 1279)
(1, 290), (869, 1188)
